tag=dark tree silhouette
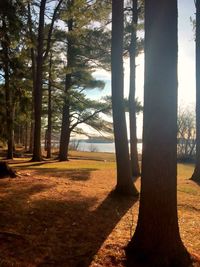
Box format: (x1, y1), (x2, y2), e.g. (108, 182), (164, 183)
(126, 0), (191, 266)
(0, 162), (16, 178)
(58, 16), (73, 162)
(191, 0), (200, 183)
(111, 0), (138, 196)
(32, 0), (46, 161)
(2, 19), (14, 159)
(0, 0), (24, 159)
(46, 52), (53, 159)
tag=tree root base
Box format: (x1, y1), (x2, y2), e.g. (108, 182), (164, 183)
(112, 185), (139, 198)
(125, 245), (193, 267)
(0, 162), (17, 178)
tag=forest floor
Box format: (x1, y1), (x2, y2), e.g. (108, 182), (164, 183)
(0, 151), (200, 267)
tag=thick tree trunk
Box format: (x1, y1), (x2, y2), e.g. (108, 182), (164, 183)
(46, 54), (52, 158)
(59, 16), (73, 162)
(126, 1), (191, 266)
(191, 0), (200, 183)
(111, 0), (138, 196)
(32, 0), (46, 161)
(129, 0), (140, 178)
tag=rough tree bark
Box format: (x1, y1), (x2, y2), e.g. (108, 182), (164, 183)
(191, 0), (200, 183)
(111, 0), (138, 196)
(126, 0), (191, 266)
(58, 16), (73, 162)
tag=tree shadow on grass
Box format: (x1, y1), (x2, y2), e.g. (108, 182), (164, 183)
(7, 159), (98, 181)
(0, 182), (53, 195)
(25, 167), (98, 181)
(0, 185), (138, 267)
(8, 159), (58, 167)
(192, 179), (200, 186)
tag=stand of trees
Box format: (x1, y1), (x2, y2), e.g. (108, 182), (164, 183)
(0, 0), (143, 189)
(0, 0), (113, 161)
(0, 0), (26, 159)
(111, 0), (138, 196)
(125, 0), (144, 178)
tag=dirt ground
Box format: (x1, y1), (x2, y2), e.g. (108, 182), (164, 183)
(0, 156), (200, 267)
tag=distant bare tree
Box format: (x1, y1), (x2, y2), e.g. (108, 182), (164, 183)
(191, 0), (200, 182)
(177, 107), (196, 162)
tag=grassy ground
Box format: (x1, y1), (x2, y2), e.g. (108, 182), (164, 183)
(0, 151), (199, 267)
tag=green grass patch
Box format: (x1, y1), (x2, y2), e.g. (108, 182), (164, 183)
(177, 163), (194, 180)
(12, 158), (116, 171)
(178, 186), (200, 196)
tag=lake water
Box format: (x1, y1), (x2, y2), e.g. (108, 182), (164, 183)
(75, 141), (142, 154)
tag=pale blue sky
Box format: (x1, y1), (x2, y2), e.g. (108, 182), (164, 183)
(89, 1), (196, 106)
(178, 0), (195, 106)
(86, 1), (196, 138)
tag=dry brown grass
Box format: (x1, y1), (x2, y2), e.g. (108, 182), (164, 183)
(0, 153), (199, 266)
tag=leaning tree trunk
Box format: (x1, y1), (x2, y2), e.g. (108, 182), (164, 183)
(111, 0), (138, 196)
(129, 0), (140, 178)
(191, 0), (200, 183)
(126, 0), (191, 266)
(32, 0), (46, 161)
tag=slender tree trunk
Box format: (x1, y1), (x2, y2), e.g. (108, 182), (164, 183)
(2, 19), (14, 160)
(25, 120), (28, 152)
(46, 53), (53, 158)
(4, 56), (13, 158)
(29, 46), (36, 154)
(5, 77), (14, 160)
(32, 0), (46, 161)
(28, 3), (36, 154)
(29, 120), (33, 153)
(129, 0), (140, 178)
(191, 0), (200, 183)
(111, 0), (138, 196)
(59, 74), (71, 161)
(126, 1), (191, 266)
